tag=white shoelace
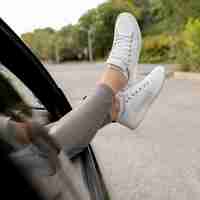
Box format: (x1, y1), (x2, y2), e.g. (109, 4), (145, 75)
(117, 78), (151, 121)
(111, 33), (133, 66)
(124, 79), (151, 103)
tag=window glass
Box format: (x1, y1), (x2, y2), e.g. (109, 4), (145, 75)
(0, 64), (50, 124)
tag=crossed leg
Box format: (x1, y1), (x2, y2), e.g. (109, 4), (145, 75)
(50, 67), (127, 158)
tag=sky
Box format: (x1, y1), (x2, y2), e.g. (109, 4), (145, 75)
(0, 0), (105, 35)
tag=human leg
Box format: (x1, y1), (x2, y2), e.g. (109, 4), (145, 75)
(49, 13), (165, 158)
(49, 84), (114, 158)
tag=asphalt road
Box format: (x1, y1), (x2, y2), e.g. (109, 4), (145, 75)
(46, 62), (200, 200)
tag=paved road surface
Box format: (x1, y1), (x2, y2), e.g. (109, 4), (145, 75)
(46, 62), (200, 200)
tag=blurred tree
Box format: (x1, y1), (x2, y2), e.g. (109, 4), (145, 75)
(111, 0), (143, 18)
(21, 1), (144, 62)
(20, 0), (200, 71)
(78, 1), (141, 59)
(77, 8), (97, 50)
(177, 18), (200, 72)
(22, 28), (55, 60)
(53, 25), (83, 62)
(21, 32), (34, 47)
(150, 0), (200, 32)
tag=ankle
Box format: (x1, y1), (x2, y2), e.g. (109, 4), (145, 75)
(98, 67), (128, 94)
(108, 64), (129, 80)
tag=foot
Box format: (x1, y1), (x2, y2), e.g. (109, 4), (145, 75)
(116, 66), (165, 130)
(106, 12), (142, 81)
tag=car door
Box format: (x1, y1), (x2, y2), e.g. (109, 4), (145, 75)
(0, 18), (109, 200)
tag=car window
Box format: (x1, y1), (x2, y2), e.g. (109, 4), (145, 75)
(0, 64), (50, 124)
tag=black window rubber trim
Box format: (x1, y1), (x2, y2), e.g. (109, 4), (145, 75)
(80, 147), (110, 200)
(0, 18), (109, 200)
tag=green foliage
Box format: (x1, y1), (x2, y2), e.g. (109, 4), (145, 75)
(21, 1), (140, 62)
(140, 34), (177, 63)
(20, 0), (200, 72)
(144, 0), (200, 35)
(78, 2), (138, 58)
(177, 18), (200, 72)
(110, 0), (143, 19)
(22, 28), (55, 60)
(140, 0), (200, 71)
(53, 25), (83, 62)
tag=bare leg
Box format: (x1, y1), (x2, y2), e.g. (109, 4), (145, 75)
(98, 65), (128, 94)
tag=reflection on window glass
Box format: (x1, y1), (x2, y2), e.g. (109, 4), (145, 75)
(0, 64), (50, 124)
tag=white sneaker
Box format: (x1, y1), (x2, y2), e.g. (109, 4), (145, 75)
(117, 66), (165, 130)
(106, 12), (142, 80)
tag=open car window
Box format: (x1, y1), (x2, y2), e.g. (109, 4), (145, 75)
(0, 64), (50, 124)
